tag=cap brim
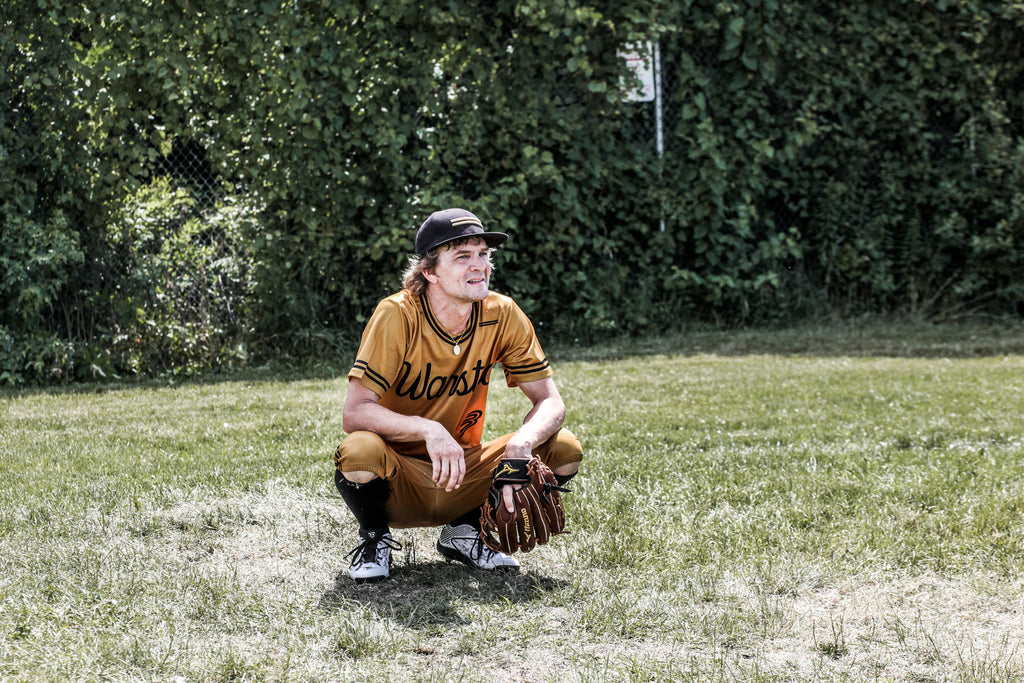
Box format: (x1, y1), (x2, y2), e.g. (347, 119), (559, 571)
(429, 231), (508, 253)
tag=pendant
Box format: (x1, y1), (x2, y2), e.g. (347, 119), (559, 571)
(453, 344), (461, 356)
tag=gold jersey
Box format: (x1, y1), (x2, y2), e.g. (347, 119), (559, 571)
(349, 289), (553, 456)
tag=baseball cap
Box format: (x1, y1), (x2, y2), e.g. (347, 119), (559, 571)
(414, 208), (508, 257)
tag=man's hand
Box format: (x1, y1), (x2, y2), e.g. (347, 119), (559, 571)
(343, 380), (468, 492)
(480, 457), (570, 555)
(500, 434), (535, 512)
(501, 480), (522, 514)
(425, 424), (466, 492)
(503, 432), (534, 461)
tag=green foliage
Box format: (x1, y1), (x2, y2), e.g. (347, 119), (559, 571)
(3, 0), (1024, 382)
(657, 1), (1024, 321)
(83, 179), (258, 379)
(2, 4), (94, 383)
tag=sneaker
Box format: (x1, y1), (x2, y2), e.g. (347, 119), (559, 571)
(436, 524), (520, 571)
(346, 529), (401, 582)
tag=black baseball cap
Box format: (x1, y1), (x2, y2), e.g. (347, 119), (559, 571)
(414, 208), (508, 257)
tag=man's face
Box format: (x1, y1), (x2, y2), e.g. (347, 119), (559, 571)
(426, 237), (492, 305)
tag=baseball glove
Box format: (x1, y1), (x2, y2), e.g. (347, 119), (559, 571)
(479, 457), (570, 554)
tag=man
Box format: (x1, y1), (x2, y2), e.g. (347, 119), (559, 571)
(334, 207), (583, 582)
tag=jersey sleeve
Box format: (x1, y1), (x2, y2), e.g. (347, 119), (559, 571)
(348, 298), (411, 397)
(497, 300), (553, 387)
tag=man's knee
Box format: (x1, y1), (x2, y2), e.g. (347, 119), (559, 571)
(553, 461), (580, 477)
(342, 470), (378, 485)
(530, 428), (582, 487)
(334, 431), (389, 481)
(542, 428), (583, 471)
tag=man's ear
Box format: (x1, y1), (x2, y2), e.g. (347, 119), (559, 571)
(422, 268), (438, 284)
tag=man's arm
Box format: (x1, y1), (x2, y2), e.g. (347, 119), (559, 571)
(342, 378), (467, 492)
(503, 376), (566, 461)
(497, 376), (566, 513)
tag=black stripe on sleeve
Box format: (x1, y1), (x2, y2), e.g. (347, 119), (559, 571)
(352, 360), (390, 393)
(503, 358), (551, 376)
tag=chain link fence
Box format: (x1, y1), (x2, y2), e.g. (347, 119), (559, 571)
(91, 138), (259, 375)
(89, 35), (995, 374)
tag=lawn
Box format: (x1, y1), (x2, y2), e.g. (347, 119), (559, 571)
(2, 320), (1023, 681)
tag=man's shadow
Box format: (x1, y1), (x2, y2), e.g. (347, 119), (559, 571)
(319, 556), (569, 629)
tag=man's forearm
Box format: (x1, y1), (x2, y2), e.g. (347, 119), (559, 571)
(506, 397), (565, 459)
(344, 400), (437, 444)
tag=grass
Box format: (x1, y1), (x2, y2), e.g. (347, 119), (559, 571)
(2, 319), (1024, 681)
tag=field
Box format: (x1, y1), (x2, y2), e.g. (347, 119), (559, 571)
(2, 321), (1024, 682)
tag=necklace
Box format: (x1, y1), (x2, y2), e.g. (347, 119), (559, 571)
(435, 317), (473, 356)
(449, 326), (472, 355)
(422, 297), (476, 356)
(443, 318), (475, 356)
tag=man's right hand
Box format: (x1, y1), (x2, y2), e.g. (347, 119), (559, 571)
(344, 380), (467, 492)
(425, 425), (466, 492)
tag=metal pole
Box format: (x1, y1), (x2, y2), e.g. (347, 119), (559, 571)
(655, 41), (665, 231)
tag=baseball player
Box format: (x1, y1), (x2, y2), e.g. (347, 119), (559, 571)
(334, 208), (583, 581)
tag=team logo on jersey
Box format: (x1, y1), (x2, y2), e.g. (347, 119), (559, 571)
(458, 410), (483, 438)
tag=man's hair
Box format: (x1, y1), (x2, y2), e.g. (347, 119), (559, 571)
(402, 237), (495, 295)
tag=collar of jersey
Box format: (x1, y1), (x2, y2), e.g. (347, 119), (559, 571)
(420, 296), (479, 347)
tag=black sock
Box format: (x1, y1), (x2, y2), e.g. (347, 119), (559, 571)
(554, 471), (577, 488)
(334, 471), (390, 533)
(449, 506), (483, 531)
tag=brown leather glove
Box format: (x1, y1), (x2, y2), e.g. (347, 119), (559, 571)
(479, 457), (570, 554)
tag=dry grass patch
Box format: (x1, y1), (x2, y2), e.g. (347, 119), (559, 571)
(132, 484), (1024, 682)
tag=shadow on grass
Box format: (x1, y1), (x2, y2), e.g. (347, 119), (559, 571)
(318, 559), (569, 627)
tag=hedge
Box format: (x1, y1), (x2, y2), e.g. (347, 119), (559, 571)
(3, 0), (1023, 384)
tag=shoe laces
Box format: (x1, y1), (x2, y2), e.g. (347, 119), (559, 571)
(450, 529), (491, 561)
(347, 532), (402, 566)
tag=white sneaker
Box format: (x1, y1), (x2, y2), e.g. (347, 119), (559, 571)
(347, 529), (400, 582)
(436, 524), (520, 571)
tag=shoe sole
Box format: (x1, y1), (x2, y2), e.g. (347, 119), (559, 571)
(436, 542), (519, 572)
(352, 573), (389, 584)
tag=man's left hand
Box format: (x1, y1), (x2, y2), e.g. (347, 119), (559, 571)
(500, 433), (535, 512)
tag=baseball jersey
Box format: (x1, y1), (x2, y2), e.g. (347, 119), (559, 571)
(348, 289), (553, 456)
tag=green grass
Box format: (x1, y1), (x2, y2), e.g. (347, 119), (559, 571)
(2, 320), (1024, 681)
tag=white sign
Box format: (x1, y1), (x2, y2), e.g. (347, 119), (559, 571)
(620, 42), (656, 102)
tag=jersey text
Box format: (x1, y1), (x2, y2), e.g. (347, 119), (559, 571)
(394, 360), (493, 401)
